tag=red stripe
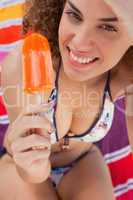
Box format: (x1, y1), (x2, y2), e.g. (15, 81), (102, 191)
(117, 190), (133, 200)
(0, 25), (23, 44)
(108, 153), (133, 187)
(0, 96), (7, 115)
(0, 27), (32, 44)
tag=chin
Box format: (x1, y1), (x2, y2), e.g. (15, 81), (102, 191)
(63, 66), (92, 82)
(61, 52), (102, 82)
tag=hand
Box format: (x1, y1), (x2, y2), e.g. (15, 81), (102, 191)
(6, 102), (54, 183)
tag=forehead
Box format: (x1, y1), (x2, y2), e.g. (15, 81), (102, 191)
(65, 0), (118, 19)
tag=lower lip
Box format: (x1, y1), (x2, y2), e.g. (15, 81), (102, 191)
(67, 50), (99, 71)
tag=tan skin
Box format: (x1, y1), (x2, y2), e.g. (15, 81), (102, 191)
(0, 0), (133, 199)
(0, 42), (114, 200)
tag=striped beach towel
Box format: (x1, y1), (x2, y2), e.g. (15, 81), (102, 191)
(95, 97), (133, 199)
(0, 1), (133, 199)
(0, 0), (24, 151)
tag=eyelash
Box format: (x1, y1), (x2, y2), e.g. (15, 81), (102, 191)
(65, 10), (118, 33)
(98, 24), (118, 32)
(65, 10), (82, 22)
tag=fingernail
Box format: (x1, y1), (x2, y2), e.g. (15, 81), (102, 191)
(49, 100), (56, 107)
(49, 126), (55, 133)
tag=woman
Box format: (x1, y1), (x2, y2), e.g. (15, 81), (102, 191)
(0, 0), (133, 199)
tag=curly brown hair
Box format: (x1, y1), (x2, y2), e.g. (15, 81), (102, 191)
(23, 0), (133, 69)
(23, 0), (66, 59)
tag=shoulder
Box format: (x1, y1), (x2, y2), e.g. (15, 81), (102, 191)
(110, 62), (132, 102)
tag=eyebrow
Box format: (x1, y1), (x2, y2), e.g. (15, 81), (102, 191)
(67, 0), (83, 16)
(67, 1), (118, 22)
(99, 17), (118, 22)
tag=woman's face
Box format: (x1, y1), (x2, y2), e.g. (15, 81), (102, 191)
(58, 0), (132, 82)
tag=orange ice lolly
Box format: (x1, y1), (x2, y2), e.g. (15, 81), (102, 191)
(22, 33), (54, 96)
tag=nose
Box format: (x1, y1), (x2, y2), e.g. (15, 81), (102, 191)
(72, 26), (96, 51)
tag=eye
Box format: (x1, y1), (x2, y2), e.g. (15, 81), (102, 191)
(99, 24), (118, 32)
(65, 10), (82, 23)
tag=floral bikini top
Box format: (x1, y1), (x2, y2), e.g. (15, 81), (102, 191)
(47, 63), (114, 145)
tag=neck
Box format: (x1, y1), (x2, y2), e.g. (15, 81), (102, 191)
(60, 65), (106, 90)
(112, 60), (131, 80)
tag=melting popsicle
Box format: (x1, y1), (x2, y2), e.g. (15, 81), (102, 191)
(22, 33), (55, 146)
(22, 33), (54, 98)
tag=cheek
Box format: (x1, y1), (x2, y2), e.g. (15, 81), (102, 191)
(99, 37), (129, 59)
(103, 42), (129, 70)
(110, 42), (129, 60)
(58, 17), (70, 48)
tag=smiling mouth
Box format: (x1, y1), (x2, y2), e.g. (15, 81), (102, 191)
(67, 47), (99, 66)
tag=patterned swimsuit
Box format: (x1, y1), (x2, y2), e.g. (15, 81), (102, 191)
(47, 64), (115, 186)
(1, 65), (133, 196)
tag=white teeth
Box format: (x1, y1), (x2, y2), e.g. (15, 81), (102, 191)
(87, 58), (92, 63)
(70, 50), (96, 64)
(83, 58), (87, 64)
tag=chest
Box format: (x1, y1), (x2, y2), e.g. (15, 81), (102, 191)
(54, 67), (128, 140)
(55, 85), (102, 139)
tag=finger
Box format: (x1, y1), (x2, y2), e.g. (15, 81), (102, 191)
(21, 115), (54, 132)
(20, 101), (55, 117)
(11, 101), (55, 127)
(13, 149), (50, 167)
(11, 134), (51, 153)
(26, 127), (36, 135)
(35, 128), (51, 137)
(26, 128), (47, 136)
(9, 115), (54, 142)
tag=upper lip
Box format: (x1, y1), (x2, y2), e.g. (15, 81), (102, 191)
(68, 46), (98, 59)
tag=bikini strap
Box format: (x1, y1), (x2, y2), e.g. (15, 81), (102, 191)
(53, 56), (62, 142)
(55, 56), (62, 89)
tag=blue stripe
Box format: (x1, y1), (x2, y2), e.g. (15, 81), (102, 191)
(0, 0), (25, 8)
(0, 40), (22, 52)
(104, 149), (130, 162)
(0, 19), (23, 28)
(114, 182), (133, 193)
